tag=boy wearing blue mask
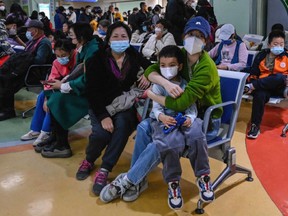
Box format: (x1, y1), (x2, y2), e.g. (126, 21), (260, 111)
(100, 45), (212, 210)
(244, 30), (288, 139)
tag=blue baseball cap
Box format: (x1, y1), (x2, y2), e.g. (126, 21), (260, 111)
(184, 16), (211, 38)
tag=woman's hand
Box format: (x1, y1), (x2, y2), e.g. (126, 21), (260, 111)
(182, 117), (192, 127)
(48, 79), (62, 90)
(101, 117), (114, 133)
(216, 64), (229, 70)
(163, 81), (184, 98)
(158, 113), (176, 128)
(137, 75), (150, 90)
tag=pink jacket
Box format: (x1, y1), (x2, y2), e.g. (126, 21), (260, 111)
(44, 50), (77, 90)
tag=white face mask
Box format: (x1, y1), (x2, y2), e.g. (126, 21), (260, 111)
(155, 27), (162, 34)
(160, 66), (179, 80)
(0, 6), (5, 11)
(191, 2), (197, 9)
(184, 36), (204, 55)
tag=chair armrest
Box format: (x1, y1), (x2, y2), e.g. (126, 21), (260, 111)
(202, 101), (237, 134)
(24, 64), (52, 87)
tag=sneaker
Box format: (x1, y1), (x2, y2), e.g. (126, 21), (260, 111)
(33, 131), (50, 146)
(196, 175), (214, 203)
(34, 134), (56, 153)
(243, 83), (253, 95)
(21, 130), (40, 141)
(167, 181), (183, 210)
(76, 159), (94, 180)
(92, 169), (109, 196)
(41, 143), (72, 158)
(122, 178), (148, 202)
(247, 123), (260, 139)
(100, 173), (131, 203)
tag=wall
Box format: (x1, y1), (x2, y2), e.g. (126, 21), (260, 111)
(267, 0), (288, 34)
(213, 0), (251, 37)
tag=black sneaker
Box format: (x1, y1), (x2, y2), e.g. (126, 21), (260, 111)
(247, 123), (260, 139)
(76, 159), (95, 180)
(41, 143), (72, 158)
(34, 134), (56, 153)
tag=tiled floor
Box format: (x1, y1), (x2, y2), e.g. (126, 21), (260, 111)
(0, 93), (282, 216)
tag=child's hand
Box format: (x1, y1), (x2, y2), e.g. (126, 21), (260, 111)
(158, 114), (177, 128)
(137, 75), (150, 90)
(48, 79), (62, 90)
(182, 117), (192, 127)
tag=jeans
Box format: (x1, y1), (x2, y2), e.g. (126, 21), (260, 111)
(30, 91), (51, 132)
(86, 108), (138, 172)
(128, 118), (212, 185)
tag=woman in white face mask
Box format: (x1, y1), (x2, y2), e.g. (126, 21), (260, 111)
(106, 17), (222, 204)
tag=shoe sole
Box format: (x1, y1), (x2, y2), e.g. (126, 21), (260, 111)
(122, 180), (148, 202)
(196, 182), (215, 203)
(21, 136), (39, 141)
(41, 150), (72, 158)
(247, 131), (260, 139)
(167, 198), (183, 210)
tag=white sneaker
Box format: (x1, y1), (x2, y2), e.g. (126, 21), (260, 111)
(21, 130), (40, 141)
(33, 131), (50, 146)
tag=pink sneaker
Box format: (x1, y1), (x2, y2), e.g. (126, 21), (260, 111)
(92, 169), (109, 196)
(76, 159), (94, 180)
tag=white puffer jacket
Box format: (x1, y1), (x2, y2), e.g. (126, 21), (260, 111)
(142, 32), (176, 58)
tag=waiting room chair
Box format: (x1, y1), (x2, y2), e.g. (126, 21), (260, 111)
(195, 70), (253, 214)
(141, 70), (253, 213)
(22, 64), (52, 118)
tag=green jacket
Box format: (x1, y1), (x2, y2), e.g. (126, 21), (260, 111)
(46, 39), (99, 129)
(145, 50), (222, 119)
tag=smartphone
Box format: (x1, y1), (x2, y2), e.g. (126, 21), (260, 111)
(40, 80), (55, 85)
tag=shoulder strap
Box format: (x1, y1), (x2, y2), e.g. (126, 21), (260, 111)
(214, 42), (224, 65)
(231, 40), (242, 64)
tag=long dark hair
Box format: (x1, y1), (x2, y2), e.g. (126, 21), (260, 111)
(70, 22), (94, 44)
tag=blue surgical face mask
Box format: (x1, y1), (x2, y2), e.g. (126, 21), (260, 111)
(110, 40), (130, 54)
(270, 46), (284, 55)
(142, 26), (147, 32)
(57, 56), (70, 65)
(98, 28), (106, 36)
(26, 31), (33, 41)
(222, 39), (233, 45)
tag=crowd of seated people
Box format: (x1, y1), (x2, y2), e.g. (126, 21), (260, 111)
(0, 0), (287, 211)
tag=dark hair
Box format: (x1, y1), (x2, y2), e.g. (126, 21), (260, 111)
(115, 7), (119, 11)
(105, 22), (132, 43)
(133, 7), (139, 12)
(140, 2), (146, 9)
(30, 10), (38, 20)
(58, 6), (65, 12)
(156, 19), (170, 30)
(54, 39), (75, 52)
(10, 3), (27, 16)
(85, 5), (91, 9)
(158, 45), (184, 65)
(63, 21), (73, 28)
(68, 6), (74, 11)
(268, 30), (285, 44)
(39, 12), (45, 17)
(70, 22), (94, 44)
(99, 19), (110, 28)
(108, 5), (114, 10)
(271, 23), (284, 32)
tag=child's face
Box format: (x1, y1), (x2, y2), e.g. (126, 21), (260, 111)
(159, 57), (182, 80)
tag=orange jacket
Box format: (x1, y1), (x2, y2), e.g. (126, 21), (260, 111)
(249, 49), (288, 80)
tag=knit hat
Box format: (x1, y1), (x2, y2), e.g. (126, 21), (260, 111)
(218, 24), (235, 40)
(26, 20), (44, 30)
(184, 16), (211, 38)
